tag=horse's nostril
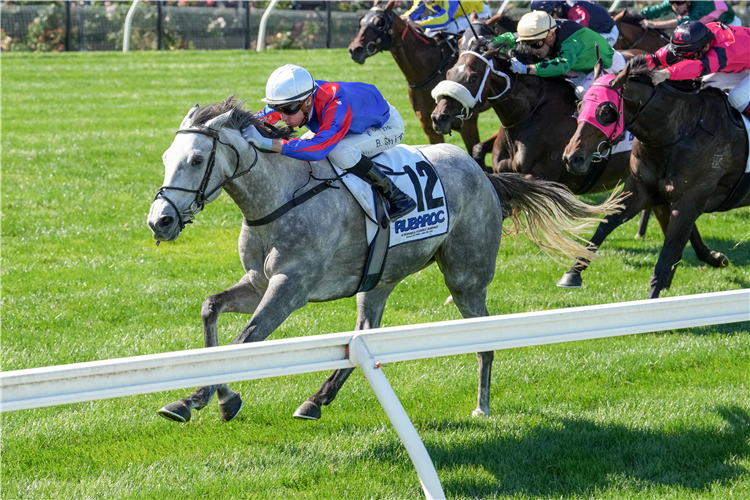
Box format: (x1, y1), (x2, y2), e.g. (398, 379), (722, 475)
(156, 215), (174, 228)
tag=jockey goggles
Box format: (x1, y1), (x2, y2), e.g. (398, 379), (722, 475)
(269, 100), (305, 115)
(522, 38), (546, 49)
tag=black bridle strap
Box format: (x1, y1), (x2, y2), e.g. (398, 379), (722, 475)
(244, 179), (337, 227)
(154, 126), (254, 230)
(408, 42), (459, 89)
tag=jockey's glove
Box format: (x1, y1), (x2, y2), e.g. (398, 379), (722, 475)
(490, 32), (516, 53)
(509, 57), (528, 74)
(241, 125), (274, 150)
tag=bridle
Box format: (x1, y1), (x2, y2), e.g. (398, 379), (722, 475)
(360, 7), (459, 90)
(154, 126), (257, 231)
(451, 50), (512, 123)
(360, 7), (395, 56)
(591, 80), (663, 160)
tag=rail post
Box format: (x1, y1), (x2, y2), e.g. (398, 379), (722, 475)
(349, 335), (445, 500)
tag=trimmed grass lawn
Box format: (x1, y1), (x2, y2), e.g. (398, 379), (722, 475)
(2, 49), (749, 499)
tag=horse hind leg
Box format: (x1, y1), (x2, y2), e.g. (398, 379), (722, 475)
(450, 288), (494, 418)
(158, 275), (263, 423)
(438, 223), (499, 417)
(293, 283), (398, 421)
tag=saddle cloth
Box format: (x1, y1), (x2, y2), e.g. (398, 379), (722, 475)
(743, 115), (750, 174)
(330, 145), (450, 246)
(611, 131), (635, 155)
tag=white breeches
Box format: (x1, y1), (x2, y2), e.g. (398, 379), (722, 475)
(703, 70), (750, 112)
(569, 51), (628, 99)
(326, 104), (405, 169)
(598, 25), (620, 48)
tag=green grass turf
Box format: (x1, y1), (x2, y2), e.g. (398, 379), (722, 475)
(2, 49), (749, 499)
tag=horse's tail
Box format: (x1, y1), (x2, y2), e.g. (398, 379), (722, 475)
(486, 173), (626, 263)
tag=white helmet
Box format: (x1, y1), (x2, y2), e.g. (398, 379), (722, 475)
(261, 64), (316, 105)
(517, 11), (556, 41)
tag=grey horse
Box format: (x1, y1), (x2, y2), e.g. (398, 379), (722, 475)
(147, 97), (621, 423)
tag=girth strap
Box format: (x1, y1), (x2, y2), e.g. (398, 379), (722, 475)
(244, 180), (338, 227)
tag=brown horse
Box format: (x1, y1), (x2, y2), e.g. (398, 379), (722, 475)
(560, 57), (747, 298)
(348, 1), (516, 169)
(613, 9), (670, 53)
(431, 43), (633, 196)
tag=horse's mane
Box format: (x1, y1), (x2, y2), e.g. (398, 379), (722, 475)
(190, 95), (295, 140)
(624, 55), (703, 93)
(488, 14), (518, 35)
(618, 8), (645, 25)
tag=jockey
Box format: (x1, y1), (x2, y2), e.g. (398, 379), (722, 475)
(242, 64), (416, 221)
(530, 0), (619, 47)
(647, 21), (750, 120)
(402, 0), (492, 38)
(640, 1), (742, 31)
(500, 11), (626, 99)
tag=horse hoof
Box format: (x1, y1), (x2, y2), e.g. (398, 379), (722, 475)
(219, 391), (243, 422)
(158, 402), (191, 423)
(472, 408), (489, 418)
(713, 252), (729, 268)
(293, 401), (321, 420)
(557, 273), (582, 288)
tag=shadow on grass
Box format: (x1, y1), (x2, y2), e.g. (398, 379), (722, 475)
(417, 405), (750, 498)
(610, 236), (750, 270)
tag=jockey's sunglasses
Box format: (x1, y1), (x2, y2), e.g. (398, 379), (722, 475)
(270, 100), (304, 115)
(523, 38), (546, 49)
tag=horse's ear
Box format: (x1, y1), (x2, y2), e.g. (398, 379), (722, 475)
(204, 110), (233, 131)
(611, 65), (628, 90)
(180, 104), (199, 129)
(384, 0), (395, 12)
(593, 44), (603, 81)
(594, 58), (603, 81)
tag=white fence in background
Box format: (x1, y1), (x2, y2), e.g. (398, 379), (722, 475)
(2, 290), (748, 499)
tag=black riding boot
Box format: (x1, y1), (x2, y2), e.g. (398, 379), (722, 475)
(349, 155), (417, 221)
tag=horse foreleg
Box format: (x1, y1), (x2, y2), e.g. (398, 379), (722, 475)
(649, 201), (701, 299)
(158, 274), (264, 423)
(557, 186), (651, 288)
(294, 284), (397, 420)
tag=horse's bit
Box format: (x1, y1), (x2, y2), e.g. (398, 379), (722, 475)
(154, 127), (256, 235)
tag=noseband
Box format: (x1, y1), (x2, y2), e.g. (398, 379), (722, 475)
(154, 126), (257, 231)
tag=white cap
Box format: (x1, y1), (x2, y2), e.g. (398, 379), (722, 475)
(261, 64), (316, 105)
(517, 11), (556, 41)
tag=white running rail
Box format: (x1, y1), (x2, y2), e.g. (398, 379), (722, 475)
(2, 290), (748, 499)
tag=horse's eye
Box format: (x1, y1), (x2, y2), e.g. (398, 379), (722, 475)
(191, 156), (204, 166)
(595, 103), (618, 126)
(374, 18), (384, 27)
(468, 74), (478, 84)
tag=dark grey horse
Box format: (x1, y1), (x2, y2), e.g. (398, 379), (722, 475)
(147, 97), (622, 423)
